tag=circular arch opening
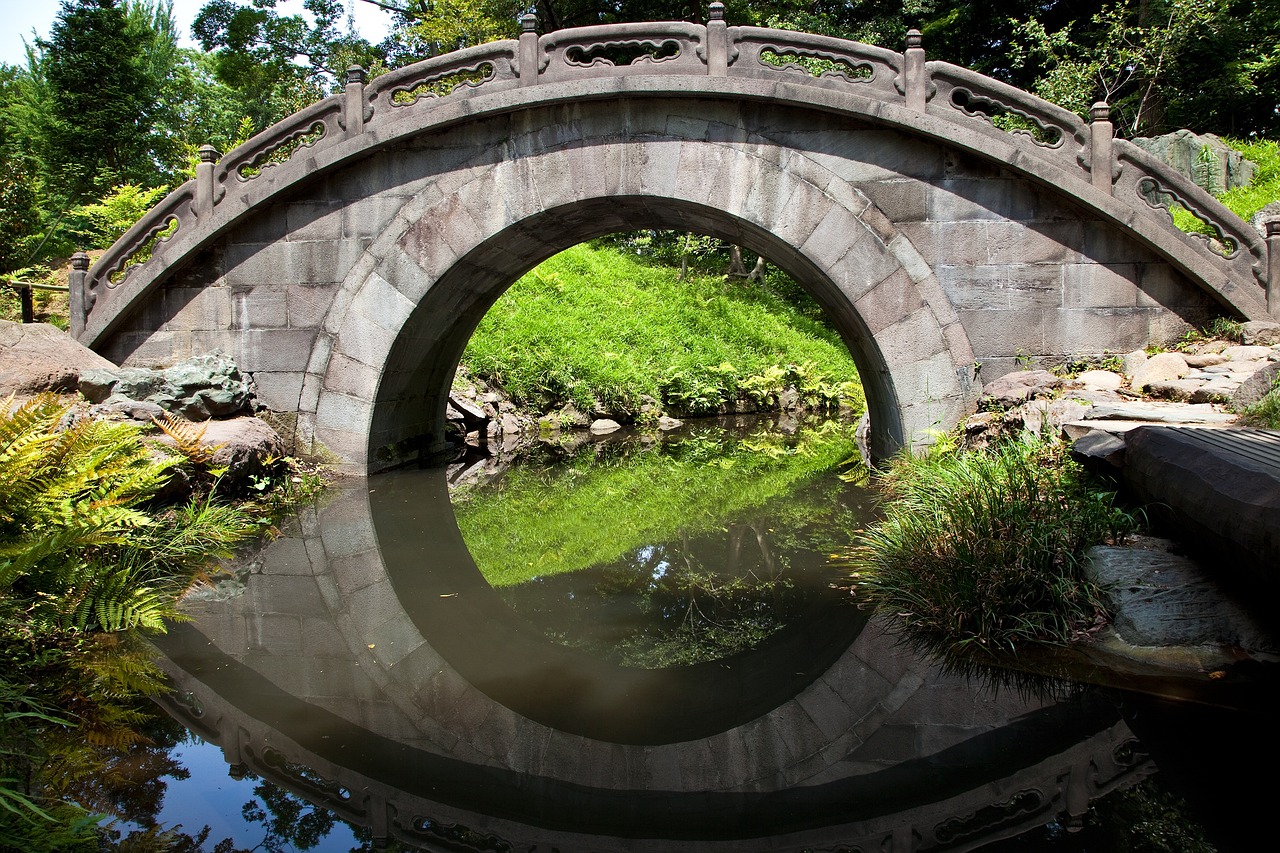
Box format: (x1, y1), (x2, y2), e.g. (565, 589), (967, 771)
(369, 196), (906, 471)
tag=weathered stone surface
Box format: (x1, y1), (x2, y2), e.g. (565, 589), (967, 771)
(155, 416), (285, 494)
(1182, 353), (1229, 367)
(1221, 345), (1272, 362)
(1072, 369), (1123, 391)
(1085, 544), (1277, 650)
(1188, 382), (1234, 404)
(1146, 378), (1204, 401)
(1084, 401), (1236, 424)
(589, 418), (621, 434)
(1250, 201), (1280, 237)
(1123, 426), (1280, 583)
(1232, 361), (1280, 409)
(1240, 321), (1280, 346)
(1070, 431), (1126, 472)
(1131, 130), (1257, 195)
(0, 320), (116, 394)
(978, 369), (1061, 406)
(1121, 349), (1147, 378)
(80, 352), (257, 419)
(1128, 352), (1188, 391)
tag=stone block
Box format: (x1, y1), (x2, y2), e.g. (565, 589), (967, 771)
(926, 177), (1023, 222)
(854, 269), (924, 335)
(230, 285), (288, 330)
(1062, 263), (1142, 309)
(958, 308), (1045, 358)
(333, 311), (398, 369)
(233, 328), (318, 373)
(285, 201), (344, 242)
(352, 272), (416, 334)
(938, 264), (1062, 310)
(316, 389), (373, 432)
(860, 178), (928, 224)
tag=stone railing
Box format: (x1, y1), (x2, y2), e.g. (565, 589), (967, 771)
(73, 2), (1279, 339)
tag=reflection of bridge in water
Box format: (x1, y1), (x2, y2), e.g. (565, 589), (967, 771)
(152, 472), (1154, 851)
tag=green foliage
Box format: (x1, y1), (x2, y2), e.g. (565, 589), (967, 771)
(462, 242), (863, 418)
(453, 420), (859, 588)
(63, 184), (168, 250)
(843, 434), (1136, 659)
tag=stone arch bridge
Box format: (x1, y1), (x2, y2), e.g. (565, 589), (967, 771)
(71, 5), (1280, 473)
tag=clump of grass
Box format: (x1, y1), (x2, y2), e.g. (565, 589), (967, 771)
(1240, 374), (1280, 429)
(844, 434), (1136, 659)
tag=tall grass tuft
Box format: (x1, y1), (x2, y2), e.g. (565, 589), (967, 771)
(845, 434), (1136, 659)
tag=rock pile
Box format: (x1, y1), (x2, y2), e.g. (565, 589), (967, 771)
(965, 321), (1280, 458)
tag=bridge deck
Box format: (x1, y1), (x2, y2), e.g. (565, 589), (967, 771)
(1123, 426), (1280, 586)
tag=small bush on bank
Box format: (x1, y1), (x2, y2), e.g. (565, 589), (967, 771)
(844, 434), (1136, 658)
(1240, 373), (1280, 429)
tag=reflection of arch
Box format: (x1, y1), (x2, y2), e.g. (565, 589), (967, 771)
(153, 478), (1155, 849)
(368, 467), (868, 744)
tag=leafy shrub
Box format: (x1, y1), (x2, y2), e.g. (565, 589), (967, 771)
(844, 434), (1136, 658)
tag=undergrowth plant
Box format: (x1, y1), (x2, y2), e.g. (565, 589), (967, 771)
(843, 433), (1136, 661)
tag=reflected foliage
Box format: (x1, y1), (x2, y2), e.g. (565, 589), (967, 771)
(454, 420), (873, 667)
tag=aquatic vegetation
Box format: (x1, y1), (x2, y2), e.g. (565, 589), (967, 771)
(843, 433), (1136, 658)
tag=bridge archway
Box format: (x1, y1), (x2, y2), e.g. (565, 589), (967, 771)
(77, 16), (1276, 473)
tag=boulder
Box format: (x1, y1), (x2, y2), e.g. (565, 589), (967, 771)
(1129, 352), (1189, 391)
(589, 418), (621, 435)
(1232, 361), (1280, 410)
(1072, 370), (1123, 391)
(0, 320), (116, 394)
(1069, 430), (1127, 473)
(1121, 349), (1148, 379)
(1131, 130), (1256, 195)
(155, 416), (285, 494)
(978, 369), (1061, 407)
(79, 352), (257, 419)
(1240, 321), (1280, 346)
(1221, 345), (1272, 362)
(1250, 201), (1280, 237)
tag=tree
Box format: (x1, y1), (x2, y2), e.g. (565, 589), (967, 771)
(35, 0), (174, 199)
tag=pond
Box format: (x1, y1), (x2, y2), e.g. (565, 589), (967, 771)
(116, 417), (1266, 850)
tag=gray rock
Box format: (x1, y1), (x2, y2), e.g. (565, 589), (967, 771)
(78, 352), (257, 418)
(979, 369), (1061, 406)
(657, 415), (684, 431)
(589, 418), (621, 434)
(1250, 201), (1280, 237)
(1182, 353), (1229, 367)
(1146, 378), (1205, 401)
(1222, 345), (1272, 362)
(1188, 383), (1235, 404)
(1085, 545), (1276, 650)
(156, 416), (285, 494)
(0, 320), (117, 394)
(1231, 361), (1280, 409)
(1072, 369), (1123, 391)
(1121, 349), (1148, 378)
(1085, 401), (1236, 424)
(1070, 430), (1127, 472)
(1240, 321), (1280, 346)
(1129, 352), (1189, 391)
(1131, 130), (1257, 195)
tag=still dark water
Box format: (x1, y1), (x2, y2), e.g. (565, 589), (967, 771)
(138, 418), (1273, 852)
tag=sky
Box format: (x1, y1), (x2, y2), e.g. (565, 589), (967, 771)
(0, 0), (393, 67)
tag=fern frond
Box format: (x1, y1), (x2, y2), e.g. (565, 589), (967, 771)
(151, 412), (219, 467)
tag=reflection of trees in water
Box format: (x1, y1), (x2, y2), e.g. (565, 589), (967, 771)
(498, 474), (868, 669)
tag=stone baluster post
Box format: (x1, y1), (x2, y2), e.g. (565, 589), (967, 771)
(68, 251), (91, 339)
(1089, 102), (1115, 196)
(904, 29), (926, 112)
(707, 2), (728, 76)
(196, 144), (220, 217)
(519, 13), (539, 86)
(1267, 217), (1280, 319)
(344, 66), (367, 137)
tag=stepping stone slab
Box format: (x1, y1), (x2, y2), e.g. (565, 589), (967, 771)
(1123, 427), (1280, 585)
(1223, 345), (1273, 362)
(1084, 401), (1236, 424)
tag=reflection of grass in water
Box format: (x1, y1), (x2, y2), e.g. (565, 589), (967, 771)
(451, 422), (858, 588)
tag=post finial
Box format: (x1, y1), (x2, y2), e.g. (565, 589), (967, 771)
(198, 144), (220, 164)
(71, 251), (90, 270)
(522, 12), (537, 33)
(709, 2), (725, 21)
(1090, 101), (1111, 123)
(906, 29), (923, 50)
(1266, 217), (1280, 239)
(346, 65), (366, 85)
